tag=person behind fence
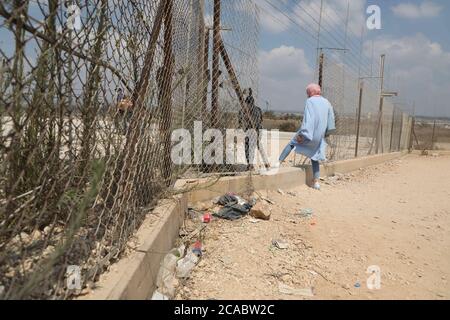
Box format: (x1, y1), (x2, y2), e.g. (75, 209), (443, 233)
(277, 83), (336, 190)
(116, 87), (124, 104)
(117, 93), (133, 133)
(239, 88), (270, 170)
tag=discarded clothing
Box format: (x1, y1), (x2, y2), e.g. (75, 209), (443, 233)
(214, 204), (251, 221)
(217, 194), (239, 206)
(213, 194), (252, 220)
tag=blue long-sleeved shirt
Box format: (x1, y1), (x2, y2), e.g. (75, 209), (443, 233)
(291, 96), (336, 161)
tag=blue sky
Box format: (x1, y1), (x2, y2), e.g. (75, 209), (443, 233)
(256, 0), (450, 117)
(1, 1), (449, 118)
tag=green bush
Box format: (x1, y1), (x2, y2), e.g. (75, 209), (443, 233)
(279, 121), (298, 132)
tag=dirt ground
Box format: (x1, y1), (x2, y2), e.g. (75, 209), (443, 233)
(176, 154), (450, 300)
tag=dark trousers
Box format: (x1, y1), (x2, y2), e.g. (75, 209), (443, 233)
(244, 130), (270, 167)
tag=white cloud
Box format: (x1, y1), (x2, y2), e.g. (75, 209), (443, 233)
(254, 0), (368, 35)
(366, 33), (450, 117)
(391, 1), (443, 19)
(253, 0), (291, 34)
(258, 46), (314, 111)
(293, 0), (367, 36)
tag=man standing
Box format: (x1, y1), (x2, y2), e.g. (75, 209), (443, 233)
(117, 93), (133, 134)
(240, 88), (270, 170)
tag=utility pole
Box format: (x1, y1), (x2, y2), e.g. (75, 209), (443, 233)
(389, 107), (396, 152)
(211, 0), (221, 129)
(431, 119), (437, 150)
(315, 0), (324, 73)
(355, 80), (364, 158)
(318, 50), (324, 88)
(160, 0), (174, 184)
(200, 0), (209, 121)
(375, 54), (386, 154)
(317, 47), (349, 89)
(181, 0), (194, 129)
(341, 1), (350, 118)
(356, 27), (364, 133)
(398, 110), (404, 151)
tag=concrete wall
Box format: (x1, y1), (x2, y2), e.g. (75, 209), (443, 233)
(84, 196), (187, 300)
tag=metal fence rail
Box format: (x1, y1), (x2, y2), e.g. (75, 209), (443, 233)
(412, 119), (450, 151)
(319, 52), (413, 161)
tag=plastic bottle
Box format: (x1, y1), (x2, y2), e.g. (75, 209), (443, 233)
(176, 251), (199, 278)
(156, 244), (185, 298)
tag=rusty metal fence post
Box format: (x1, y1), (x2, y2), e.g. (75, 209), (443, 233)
(397, 112), (404, 151)
(355, 80), (364, 157)
(318, 51), (324, 88)
(431, 119), (437, 150)
(211, 0), (221, 129)
(160, 0), (174, 184)
(375, 54), (386, 154)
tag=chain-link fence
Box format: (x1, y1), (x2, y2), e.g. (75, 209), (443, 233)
(319, 52), (413, 161)
(0, 0), (427, 300)
(0, 0), (262, 299)
(412, 118), (450, 151)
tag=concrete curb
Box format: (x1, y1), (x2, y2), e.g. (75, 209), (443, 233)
(84, 195), (187, 300)
(84, 151), (406, 300)
(305, 152), (406, 185)
(411, 150), (450, 156)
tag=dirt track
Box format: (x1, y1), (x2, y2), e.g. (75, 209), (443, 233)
(176, 154), (450, 300)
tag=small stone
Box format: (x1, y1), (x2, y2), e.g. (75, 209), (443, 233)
(334, 173), (344, 180)
(198, 260), (206, 268)
(20, 232), (30, 243)
(5, 268), (16, 278)
(297, 208), (314, 218)
(0, 285), (5, 297)
(272, 239), (289, 250)
(280, 274), (292, 283)
(54, 226), (63, 234)
(277, 189), (284, 195)
(43, 226), (52, 235)
(250, 202), (272, 221)
(23, 260), (33, 272)
(30, 230), (42, 242)
(43, 245), (55, 257)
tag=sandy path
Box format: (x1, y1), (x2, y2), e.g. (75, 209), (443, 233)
(176, 154), (450, 300)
